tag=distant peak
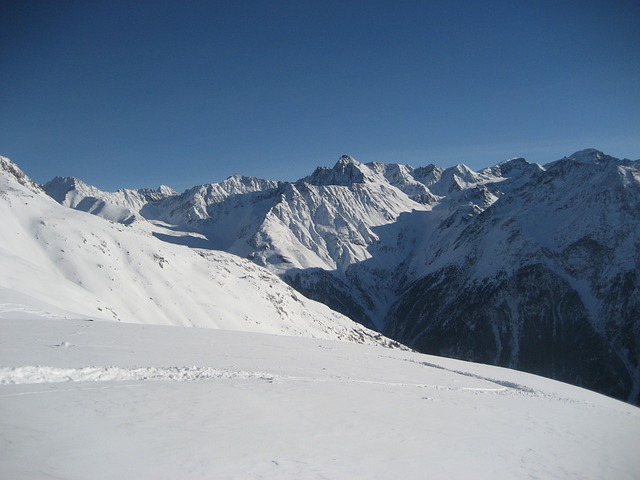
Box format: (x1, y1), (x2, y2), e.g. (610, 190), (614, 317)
(221, 174), (276, 186)
(499, 157), (527, 165)
(300, 155), (369, 186)
(337, 154), (358, 165)
(544, 148), (617, 171)
(214, 174), (279, 196)
(496, 156), (534, 171)
(45, 175), (82, 187)
(567, 148), (606, 163)
(442, 164), (477, 179)
(484, 157), (542, 179)
(224, 174), (253, 183)
(451, 163), (473, 174)
(157, 185), (177, 196)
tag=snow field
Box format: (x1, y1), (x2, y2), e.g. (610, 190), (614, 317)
(1, 317), (639, 480)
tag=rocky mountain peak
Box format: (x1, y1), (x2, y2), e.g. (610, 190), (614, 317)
(219, 174), (279, 194)
(157, 185), (177, 196)
(302, 155), (370, 186)
(337, 154), (358, 165)
(42, 176), (84, 202)
(484, 157), (543, 180)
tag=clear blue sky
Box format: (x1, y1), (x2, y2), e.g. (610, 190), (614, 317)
(1, 0), (639, 192)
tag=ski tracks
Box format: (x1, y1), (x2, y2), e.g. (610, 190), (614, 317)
(0, 364), (509, 396)
(0, 365), (275, 385)
(385, 356), (589, 404)
(0, 360), (583, 403)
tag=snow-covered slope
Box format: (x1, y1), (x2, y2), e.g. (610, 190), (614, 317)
(1, 315), (638, 480)
(0, 156), (394, 345)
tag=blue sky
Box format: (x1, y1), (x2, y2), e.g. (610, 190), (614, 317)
(1, 0), (639, 192)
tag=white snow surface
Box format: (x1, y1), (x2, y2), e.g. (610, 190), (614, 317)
(1, 315), (638, 479)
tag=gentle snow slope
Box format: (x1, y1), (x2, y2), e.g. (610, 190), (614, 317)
(1, 315), (638, 480)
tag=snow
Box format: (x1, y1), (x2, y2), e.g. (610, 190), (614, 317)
(0, 156), (391, 345)
(0, 365), (275, 384)
(1, 154), (640, 478)
(1, 315), (638, 479)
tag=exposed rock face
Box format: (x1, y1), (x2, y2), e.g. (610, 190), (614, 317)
(384, 264), (632, 402)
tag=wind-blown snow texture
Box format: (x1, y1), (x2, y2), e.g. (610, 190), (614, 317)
(28, 149), (640, 404)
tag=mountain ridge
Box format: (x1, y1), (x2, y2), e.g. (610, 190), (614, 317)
(0, 156), (398, 347)
(26, 148), (640, 403)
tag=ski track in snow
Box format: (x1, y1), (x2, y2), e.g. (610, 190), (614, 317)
(0, 366), (276, 385)
(386, 356), (590, 404)
(0, 364), (542, 397)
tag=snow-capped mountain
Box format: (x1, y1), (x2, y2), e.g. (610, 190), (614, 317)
(0, 156), (396, 346)
(385, 149), (640, 402)
(38, 149), (640, 404)
(44, 175), (177, 224)
(2, 153), (639, 479)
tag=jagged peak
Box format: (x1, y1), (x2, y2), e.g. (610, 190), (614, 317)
(157, 185), (177, 196)
(376, 163), (416, 186)
(44, 175), (88, 189)
(337, 154), (359, 166)
(222, 174), (258, 186)
(43, 175), (73, 187)
(43, 175), (121, 205)
(179, 175), (279, 204)
(438, 164), (481, 184)
(498, 156), (528, 166)
(220, 174), (279, 192)
(413, 163), (442, 175)
(447, 163), (476, 176)
(484, 157), (543, 178)
(41, 176), (82, 203)
(134, 184), (178, 202)
(411, 164), (443, 187)
(41, 174), (178, 210)
(381, 162), (412, 174)
(225, 173), (256, 182)
(366, 161), (387, 175)
(300, 155), (371, 186)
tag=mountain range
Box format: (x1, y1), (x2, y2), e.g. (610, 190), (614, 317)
(0, 155), (396, 347)
(7, 148), (640, 405)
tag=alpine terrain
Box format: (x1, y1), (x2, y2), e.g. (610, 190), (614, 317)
(40, 148), (640, 405)
(0, 156), (393, 345)
(1, 153), (639, 479)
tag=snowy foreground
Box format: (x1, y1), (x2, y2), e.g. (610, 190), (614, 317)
(1, 316), (638, 480)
